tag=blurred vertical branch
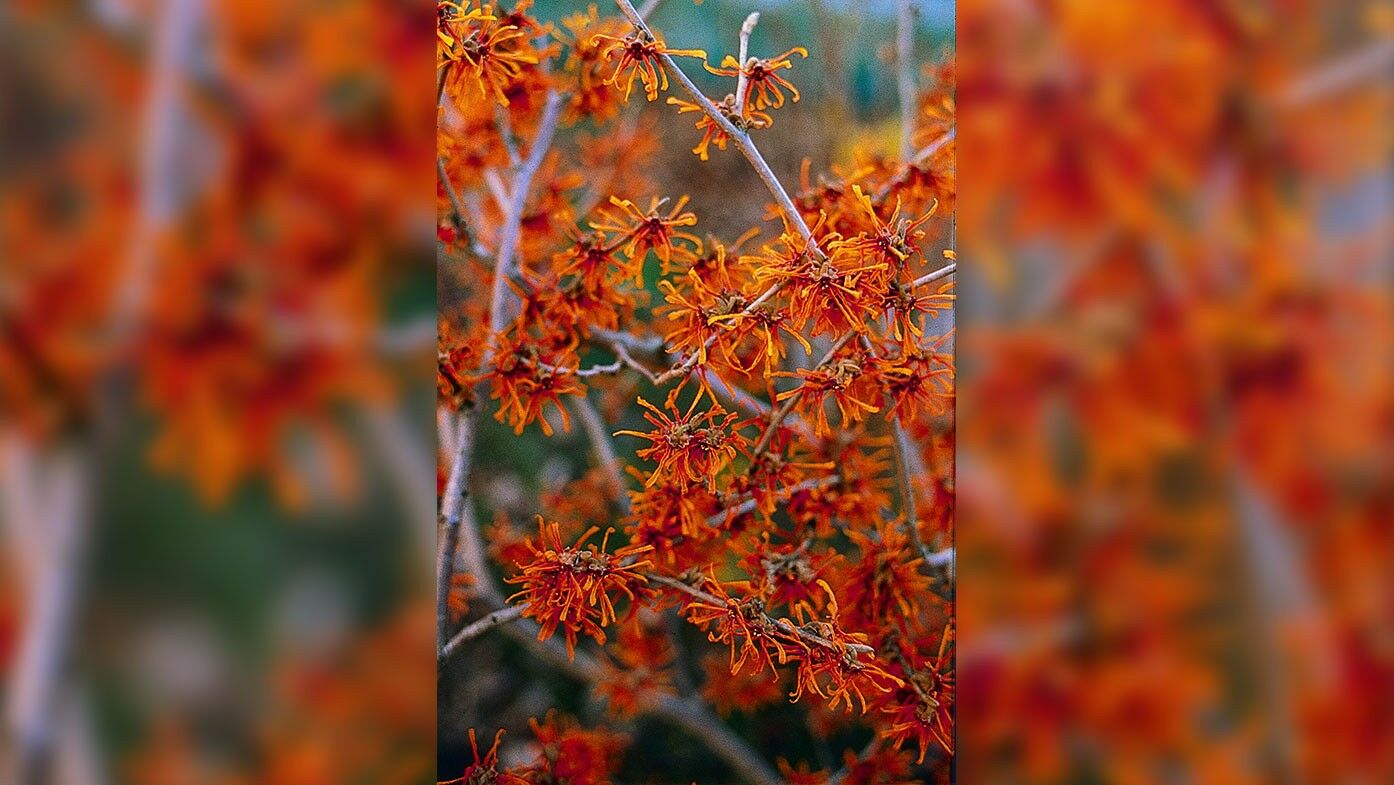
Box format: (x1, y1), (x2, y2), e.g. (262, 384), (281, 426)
(3, 0), (205, 779)
(895, 0), (916, 161)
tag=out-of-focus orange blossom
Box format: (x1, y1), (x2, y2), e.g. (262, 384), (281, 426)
(956, 0), (1392, 783)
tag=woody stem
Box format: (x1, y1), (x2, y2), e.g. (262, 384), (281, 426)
(895, 0), (916, 162)
(734, 12), (760, 118)
(486, 90), (566, 353)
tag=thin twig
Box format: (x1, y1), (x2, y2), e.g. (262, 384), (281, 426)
(891, 421), (934, 567)
(569, 395), (631, 507)
(734, 12), (761, 118)
(705, 475), (840, 527)
(912, 261), (955, 288)
(437, 157), (467, 230)
(483, 168), (511, 213)
(925, 546), (953, 569)
(487, 90), (567, 352)
(439, 604), (528, 662)
(644, 572), (876, 656)
(437, 408), (477, 653)
(653, 282), (785, 384)
(494, 105), (522, 167)
(613, 0), (818, 251)
(895, 0), (916, 162)
(1280, 38), (1394, 107)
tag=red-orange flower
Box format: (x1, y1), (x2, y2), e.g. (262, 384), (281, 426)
(590, 195), (702, 273)
(705, 46), (809, 114)
(876, 626), (955, 761)
(615, 391), (747, 489)
(441, 4), (541, 106)
(505, 519), (653, 658)
(593, 30), (706, 101)
(774, 354), (882, 437)
(486, 339), (585, 435)
(787, 592), (902, 713)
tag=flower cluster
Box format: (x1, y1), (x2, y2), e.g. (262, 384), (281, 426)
(438, 0), (955, 779)
(505, 519), (653, 657)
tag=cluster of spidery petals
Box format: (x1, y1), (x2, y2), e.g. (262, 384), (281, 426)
(453, 714), (627, 785)
(775, 347), (883, 437)
(842, 518), (933, 631)
(595, 619), (677, 718)
(833, 186), (939, 274)
(674, 574), (900, 712)
(438, 1), (542, 106)
(590, 195), (702, 274)
(590, 17), (809, 156)
(440, 728), (528, 785)
(749, 223), (887, 339)
(873, 341), (956, 425)
(557, 5), (629, 121)
(788, 594), (903, 714)
(485, 337), (585, 435)
(615, 389), (748, 490)
(705, 45), (809, 114)
(506, 519), (654, 658)
(623, 477), (722, 566)
(874, 626), (955, 762)
(592, 28), (707, 102)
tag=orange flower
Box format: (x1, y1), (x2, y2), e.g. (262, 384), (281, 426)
(666, 96), (771, 160)
(486, 339), (585, 435)
(705, 46), (809, 114)
(615, 391), (747, 489)
(831, 186), (938, 272)
(440, 728), (528, 785)
(876, 626), (955, 761)
(681, 575), (793, 677)
(437, 1), (495, 52)
(505, 519), (653, 658)
(590, 195), (702, 273)
(751, 230), (886, 338)
(700, 652), (789, 715)
(842, 518), (932, 630)
(522, 712), (628, 785)
(441, 5), (541, 105)
(774, 355), (882, 437)
(872, 344), (955, 424)
(787, 590), (902, 713)
(593, 30), (706, 101)
(558, 5), (629, 121)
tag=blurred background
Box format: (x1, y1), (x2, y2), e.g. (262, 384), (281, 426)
(955, 1), (1392, 783)
(1, 0), (437, 781)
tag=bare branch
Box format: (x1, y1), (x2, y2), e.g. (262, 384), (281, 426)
(643, 572), (875, 656)
(912, 261), (956, 288)
(439, 604), (528, 662)
(437, 157), (467, 230)
(895, 0), (916, 162)
(437, 409), (477, 653)
(891, 421), (934, 567)
(734, 12), (761, 118)
(487, 91), (567, 351)
(613, 0), (819, 252)
(750, 330), (858, 456)
(569, 395), (631, 506)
